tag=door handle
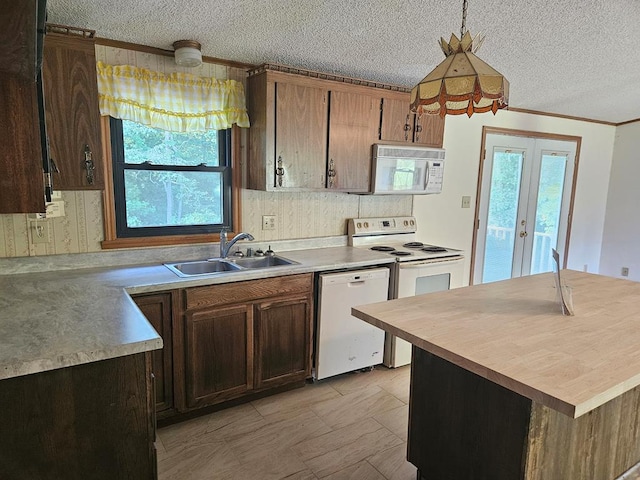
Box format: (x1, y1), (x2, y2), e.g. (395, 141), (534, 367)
(519, 231), (528, 237)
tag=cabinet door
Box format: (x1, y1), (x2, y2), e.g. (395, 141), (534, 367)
(0, 73), (45, 213)
(254, 295), (311, 390)
(275, 82), (328, 189)
(184, 304), (253, 408)
(380, 96), (445, 148)
(327, 91), (380, 192)
(414, 112), (445, 147)
(380, 97), (414, 144)
(133, 293), (174, 415)
(42, 33), (103, 189)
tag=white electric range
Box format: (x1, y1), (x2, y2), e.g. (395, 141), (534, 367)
(348, 216), (465, 367)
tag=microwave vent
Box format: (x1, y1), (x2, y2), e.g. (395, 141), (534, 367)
(374, 145), (445, 161)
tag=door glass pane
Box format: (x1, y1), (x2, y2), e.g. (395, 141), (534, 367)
(482, 151), (523, 283)
(530, 154), (567, 274)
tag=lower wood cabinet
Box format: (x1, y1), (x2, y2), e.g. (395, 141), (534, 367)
(254, 296), (311, 389)
(0, 353), (157, 479)
(179, 274), (313, 411)
(185, 304), (254, 408)
(133, 292), (175, 417)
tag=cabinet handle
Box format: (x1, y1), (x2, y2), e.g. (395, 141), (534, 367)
(327, 158), (337, 188)
(404, 114), (412, 141)
(84, 144), (95, 185)
(275, 156), (285, 187)
(414, 125), (422, 142)
(415, 124), (423, 143)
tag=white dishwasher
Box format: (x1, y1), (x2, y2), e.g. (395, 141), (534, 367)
(315, 267), (389, 380)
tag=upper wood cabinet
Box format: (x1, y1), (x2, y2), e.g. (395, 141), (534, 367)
(0, 0), (46, 213)
(0, 73), (45, 213)
(327, 91), (380, 193)
(42, 27), (103, 190)
(247, 64), (427, 193)
(0, 0), (42, 80)
(247, 71), (329, 191)
(274, 82), (328, 189)
(380, 96), (445, 148)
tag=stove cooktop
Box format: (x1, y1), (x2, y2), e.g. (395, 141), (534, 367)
(366, 242), (462, 261)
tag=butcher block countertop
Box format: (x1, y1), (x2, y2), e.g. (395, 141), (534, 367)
(352, 270), (640, 418)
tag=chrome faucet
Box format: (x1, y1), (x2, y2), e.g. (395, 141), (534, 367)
(219, 229), (254, 258)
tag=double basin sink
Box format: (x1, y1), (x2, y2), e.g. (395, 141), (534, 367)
(165, 255), (299, 278)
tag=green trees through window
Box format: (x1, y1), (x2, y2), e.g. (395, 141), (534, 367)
(111, 118), (232, 237)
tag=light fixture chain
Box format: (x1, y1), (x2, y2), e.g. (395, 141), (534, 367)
(461, 0), (468, 37)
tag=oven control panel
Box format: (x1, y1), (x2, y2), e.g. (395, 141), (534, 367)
(347, 216), (417, 236)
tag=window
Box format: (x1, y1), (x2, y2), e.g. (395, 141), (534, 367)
(109, 118), (232, 238)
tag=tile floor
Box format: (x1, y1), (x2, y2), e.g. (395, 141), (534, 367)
(157, 365), (415, 480)
(157, 364), (640, 480)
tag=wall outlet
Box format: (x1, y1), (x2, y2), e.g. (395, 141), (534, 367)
(30, 221), (50, 244)
(461, 196), (471, 208)
(262, 215), (276, 230)
(622, 267), (629, 277)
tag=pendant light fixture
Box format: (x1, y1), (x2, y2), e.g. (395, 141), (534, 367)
(410, 0), (509, 118)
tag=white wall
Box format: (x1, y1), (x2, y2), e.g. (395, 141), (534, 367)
(413, 110), (616, 285)
(599, 122), (640, 280)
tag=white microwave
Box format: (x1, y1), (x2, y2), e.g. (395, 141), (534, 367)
(370, 144), (445, 195)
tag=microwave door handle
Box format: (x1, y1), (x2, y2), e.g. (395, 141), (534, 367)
(424, 162), (430, 189)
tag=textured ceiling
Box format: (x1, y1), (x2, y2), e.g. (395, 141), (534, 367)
(46, 0), (640, 124)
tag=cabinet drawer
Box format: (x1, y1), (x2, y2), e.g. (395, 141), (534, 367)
(185, 273), (312, 310)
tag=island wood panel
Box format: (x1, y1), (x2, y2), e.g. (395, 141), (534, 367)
(409, 348), (532, 480)
(410, 348), (640, 480)
(327, 90), (380, 192)
(185, 273), (313, 310)
(352, 271), (640, 418)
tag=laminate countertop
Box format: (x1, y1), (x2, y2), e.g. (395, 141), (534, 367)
(352, 270), (640, 418)
(0, 246), (394, 381)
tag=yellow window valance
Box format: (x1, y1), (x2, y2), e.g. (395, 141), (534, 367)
(96, 61), (250, 132)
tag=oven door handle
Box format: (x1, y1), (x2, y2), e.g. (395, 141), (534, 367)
(398, 257), (464, 269)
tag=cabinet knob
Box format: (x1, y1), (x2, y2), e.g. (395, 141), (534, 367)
(275, 156), (285, 187)
(519, 231), (528, 238)
(84, 144), (95, 185)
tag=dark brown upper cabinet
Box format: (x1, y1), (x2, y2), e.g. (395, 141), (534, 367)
(42, 27), (103, 190)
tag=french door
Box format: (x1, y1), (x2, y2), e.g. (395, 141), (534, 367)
(473, 133), (577, 284)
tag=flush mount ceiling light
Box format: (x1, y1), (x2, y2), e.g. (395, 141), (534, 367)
(172, 40), (202, 67)
(410, 0), (509, 118)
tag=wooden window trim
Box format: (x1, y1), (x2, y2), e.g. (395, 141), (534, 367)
(100, 117), (243, 249)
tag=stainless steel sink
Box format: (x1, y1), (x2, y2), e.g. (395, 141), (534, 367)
(229, 255), (299, 269)
(164, 255), (298, 277)
(164, 259), (244, 277)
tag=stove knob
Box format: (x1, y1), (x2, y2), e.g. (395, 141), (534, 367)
(404, 220), (409, 226)
(357, 222), (362, 229)
(410, 220), (415, 226)
(364, 222), (369, 228)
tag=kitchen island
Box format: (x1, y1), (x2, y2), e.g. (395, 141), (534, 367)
(352, 270), (640, 480)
